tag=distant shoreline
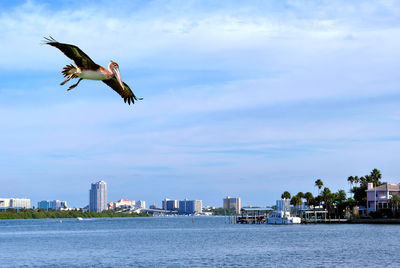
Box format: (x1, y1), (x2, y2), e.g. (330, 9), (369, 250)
(0, 209), (151, 220)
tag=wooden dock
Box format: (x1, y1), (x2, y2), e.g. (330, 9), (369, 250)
(349, 218), (400, 224)
(235, 207), (272, 224)
(236, 215), (266, 224)
(301, 218), (349, 224)
(303, 218), (400, 224)
(234, 207), (400, 225)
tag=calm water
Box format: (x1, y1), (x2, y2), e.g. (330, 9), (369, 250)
(0, 216), (399, 267)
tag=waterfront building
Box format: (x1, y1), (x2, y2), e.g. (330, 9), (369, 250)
(178, 199), (202, 215)
(0, 198), (11, 208)
(366, 183), (400, 212)
(89, 181), (107, 212)
(0, 198), (30, 209)
(136, 200), (146, 209)
(275, 199), (290, 212)
(223, 196), (241, 214)
(162, 198), (179, 211)
(10, 198), (31, 208)
(162, 198), (169, 210)
(38, 200), (68, 210)
(149, 204), (158, 209)
(52, 200), (67, 210)
(115, 199), (136, 209)
(38, 201), (52, 210)
(108, 202), (115, 210)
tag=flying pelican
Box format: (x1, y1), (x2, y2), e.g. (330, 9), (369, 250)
(43, 36), (142, 105)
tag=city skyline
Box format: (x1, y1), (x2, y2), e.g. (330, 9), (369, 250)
(0, 1), (399, 207)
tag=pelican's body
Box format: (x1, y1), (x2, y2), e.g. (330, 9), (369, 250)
(43, 36), (142, 105)
(78, 68), (110, 80)
(69, 66), (113, 81)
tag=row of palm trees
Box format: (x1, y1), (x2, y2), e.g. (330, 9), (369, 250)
(281, 178), (348, 216)
(347, 168), (382, 206)
(347, 168), (382, 193)
(281, 168), (400, 218)
(281, 178), (353, 217)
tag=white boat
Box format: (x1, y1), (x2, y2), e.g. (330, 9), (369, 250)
(267, 210), (301, 224)
(76, 217), (83, 221)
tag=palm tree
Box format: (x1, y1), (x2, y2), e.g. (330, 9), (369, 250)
(336, 189), (347, 202)
(315, 179), (323, 195)
(314, 195), (323, 208)
(304, 192), (314, 208)
(370, 168), (382, 186)
(347, 175), (354, 189)
(359, 176), (367, 188)
(354, 176), (360, 187)
(364, 174), (372, 183)
(321, 187), (333, 216)
(334, 190), (347, 218)
(281, 191), (291, 200)
(347, 176), (354, 196)
(290, 195), (302, 216)
(391, 194), (400, 215)
(296, 192), (305, 215)
(297, 192), (305, 199)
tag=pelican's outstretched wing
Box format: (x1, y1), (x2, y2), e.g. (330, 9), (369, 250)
(102, 78), (143, 105)
(43, 36), (99, 70)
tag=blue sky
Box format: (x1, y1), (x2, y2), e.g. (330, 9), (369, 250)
(0, 0), (399, 208)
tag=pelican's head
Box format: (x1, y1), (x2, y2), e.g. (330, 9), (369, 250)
(109, 61), (124, 90)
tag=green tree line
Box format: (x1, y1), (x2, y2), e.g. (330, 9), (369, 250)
(0, 209), (151, 220)
(204, 207), (238, 216)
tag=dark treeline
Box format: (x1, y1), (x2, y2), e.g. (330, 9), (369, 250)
(206, 207), (238, 216)
(282, 168), (398, 218)
(0, 209), (151, 220)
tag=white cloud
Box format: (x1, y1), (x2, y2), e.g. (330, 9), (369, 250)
(1, 0), (400, 206)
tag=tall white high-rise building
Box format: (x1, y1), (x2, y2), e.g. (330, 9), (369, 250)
(89, 181), (107, 212)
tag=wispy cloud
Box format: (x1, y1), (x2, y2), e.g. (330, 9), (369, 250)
(0, 0), (399, 206)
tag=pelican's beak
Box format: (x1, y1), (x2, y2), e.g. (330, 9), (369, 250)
(111, 65), (124, 90)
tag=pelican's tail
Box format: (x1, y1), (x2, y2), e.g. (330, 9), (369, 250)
(62, 64), (77, 77)
(60, 64), (78, 86)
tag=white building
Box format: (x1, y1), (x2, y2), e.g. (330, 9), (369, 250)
(0, 198), (30, 209)
(114, 199), (136, 209)
(136, 200), (146, 209)
(0, 198), (11, 207)
(89, 181), (107, 212)
(178, 199), (202, 214)
(52, 200), (67, 210)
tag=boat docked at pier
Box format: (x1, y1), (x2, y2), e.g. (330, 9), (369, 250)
(266, 199), (301, 224)
(267, 210), (301, 224)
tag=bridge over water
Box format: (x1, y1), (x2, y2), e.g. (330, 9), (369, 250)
(120, 207), (178, 216)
